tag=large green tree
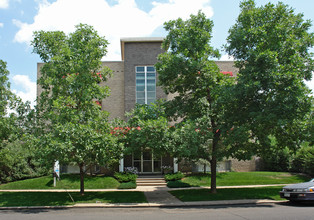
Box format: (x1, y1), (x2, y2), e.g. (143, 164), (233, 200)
(0, 59), (32, 145)
(32, 24), (122, 195)
(155, 11), (234, 193)
(0, 60), (46, 183)
(0, 59), (14, 143)
(224, 0), (314, 157)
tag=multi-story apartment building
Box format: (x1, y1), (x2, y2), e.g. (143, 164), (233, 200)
(37, 37), (258, 174)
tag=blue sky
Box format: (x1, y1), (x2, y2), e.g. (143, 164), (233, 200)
(0, 0), (313, 107)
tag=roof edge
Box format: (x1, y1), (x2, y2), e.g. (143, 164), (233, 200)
(121, 37), (164, 43)
(121, 37), (164, 60)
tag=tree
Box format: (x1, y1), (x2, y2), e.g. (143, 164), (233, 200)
(0, 59), (33, 145)
(32, 24), (123, 195)
(224, 0), (314, 157)
(155, 11), (235, 193)
(122, 101), (172, 159)
(0, 60), (47, 183)
(172, 117), (226, 174)
(0, 59), (15, 143)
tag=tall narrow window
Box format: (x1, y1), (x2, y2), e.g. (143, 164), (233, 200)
(136, 66), (156, 104)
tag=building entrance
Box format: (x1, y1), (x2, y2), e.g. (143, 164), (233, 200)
(133, 149), (161, 174)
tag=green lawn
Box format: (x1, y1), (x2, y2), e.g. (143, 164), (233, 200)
(0, 191), (147, 207)
(0, 172), (309, 190)
(170, 187), (284, 202)
(0, 174), (120, 190)
(181, 172), (310, 187)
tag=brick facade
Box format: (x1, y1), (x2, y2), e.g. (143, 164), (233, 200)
(37, 37), (258, 173)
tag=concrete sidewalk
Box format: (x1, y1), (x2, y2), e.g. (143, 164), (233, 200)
(0, 184), (286, 209)
(0, 184), (286, 192)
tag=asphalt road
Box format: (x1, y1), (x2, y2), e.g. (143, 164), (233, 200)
(0, 202), (313, 220)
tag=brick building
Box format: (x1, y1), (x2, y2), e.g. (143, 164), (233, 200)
(37, 37), (258, 174)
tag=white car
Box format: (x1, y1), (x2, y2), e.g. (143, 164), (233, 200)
(280, 179), (314, 201)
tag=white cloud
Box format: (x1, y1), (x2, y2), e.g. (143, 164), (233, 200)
(150, 0), (213, 26)
(0, 0), (9, 9)
(219, 54), (234, 61)
(13, 0), (213, 61)
(305, 78), (314, 96)
(12, 75), (36, 108)
(0, 23), (3, 28)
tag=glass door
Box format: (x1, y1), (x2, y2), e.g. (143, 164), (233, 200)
(133, 151), (141, 173)
(143, 149), (152, 173)
(153, 154), (161, 173)
(132, 149), (162, 174)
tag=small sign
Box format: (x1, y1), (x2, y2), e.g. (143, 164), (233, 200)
(54, 161), (60, 178)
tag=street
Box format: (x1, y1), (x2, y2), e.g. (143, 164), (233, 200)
(1, 202), (313, 220)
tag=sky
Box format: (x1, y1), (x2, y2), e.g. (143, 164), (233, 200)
(0, 0), (313, 107)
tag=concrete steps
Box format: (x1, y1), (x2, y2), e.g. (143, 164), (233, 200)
(136, 176), (167, 186)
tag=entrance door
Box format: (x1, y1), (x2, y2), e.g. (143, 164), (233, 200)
(133, 149), (161, 174)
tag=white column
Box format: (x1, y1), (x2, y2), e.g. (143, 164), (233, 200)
(119, 158), (124, 172)
(173, 158), (178, 173)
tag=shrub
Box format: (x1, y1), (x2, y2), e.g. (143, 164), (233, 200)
(167, 180), (190, 188)
(261, 147), (291, 172)
(0, 139), (49, 184)
(164, 172), (184, 181)
(290, 143), (314, 176)
(118, 181), (137, 189)
(114, 172), (137, 183)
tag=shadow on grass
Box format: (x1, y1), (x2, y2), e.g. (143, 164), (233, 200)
(0, 191), (147, 208)
(45, 180), (53, 187)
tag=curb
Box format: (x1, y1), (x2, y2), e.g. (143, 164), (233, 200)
(0, 200), (286, 210)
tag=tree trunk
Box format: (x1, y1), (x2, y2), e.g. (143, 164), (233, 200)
(210, 156), (217, 194)
(210, 133), (219, 194)
(204, 163), (206, 174)
(79, 163), (85, 196)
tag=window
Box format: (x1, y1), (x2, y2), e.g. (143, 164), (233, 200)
(136, 66), (156, 104)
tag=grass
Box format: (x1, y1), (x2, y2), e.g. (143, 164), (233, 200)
(118, 182), (137, 189)
(0, 172), (309, 190)
(181, 172), (310, 187)
(170, 186), (284, 202)
(0, 174), (120, 190)
(0, 191), (147, 207)
(167, 180), (191, 188)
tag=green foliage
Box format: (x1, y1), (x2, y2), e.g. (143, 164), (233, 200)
(114, 172), (137, 183)
(224, 0), (314, 155)
(0, 138), (49, 184)
(172, 118), (229, 166)
(260, 136), (291, 172)
(261, 148), (291, 172)
(0, 60), (44, 183)
(156, 11), (235, 193)
(164, 172), (184, 181)
(0, 59), (10, 116)
(123, 101), (173, 156)
(290, 142), (314, 176)
(167, 180), (191, 188)
(0, 59), (32, 143)
(258, 139), (313, 176)
(32, 24), (123, 195)
(118, 181), (137, 189)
